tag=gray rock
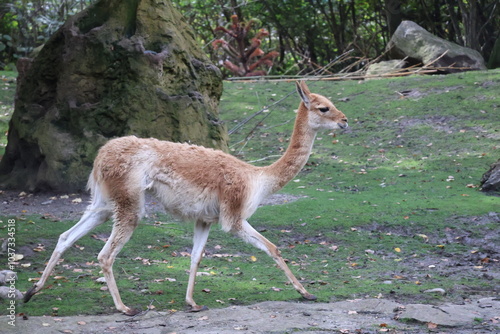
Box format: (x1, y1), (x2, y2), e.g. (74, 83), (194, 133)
(0, 286), (23, 300)
(0, 270), (17, 285)
(0, 0), (227, 192)
(7, 298), (499, 333)
(398, 298), (500, 327)
(481, 159), (500, 192)
(366, 59), (407, 77)
(387, 20), (487, 73)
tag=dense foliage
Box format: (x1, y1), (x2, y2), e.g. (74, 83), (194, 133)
(0, 0), (95, 69)
(175, 0), (499, 75)
(1, 0), (499, 74)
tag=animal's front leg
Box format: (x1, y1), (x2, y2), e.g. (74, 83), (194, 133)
(185, 220), (211, 312)
(235, 220), (317, 301)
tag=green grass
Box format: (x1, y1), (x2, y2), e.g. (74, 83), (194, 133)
(1, 69), (499, 316)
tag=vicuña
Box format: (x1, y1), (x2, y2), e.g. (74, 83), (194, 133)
(24, 81), (348, 315)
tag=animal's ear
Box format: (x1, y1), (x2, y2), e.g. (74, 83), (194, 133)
(296, 81), (311, 109)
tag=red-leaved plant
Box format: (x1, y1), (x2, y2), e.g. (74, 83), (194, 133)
(212, 15), (278, 77)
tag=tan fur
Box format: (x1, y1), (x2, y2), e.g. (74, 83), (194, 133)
(24, 81), (348, 315)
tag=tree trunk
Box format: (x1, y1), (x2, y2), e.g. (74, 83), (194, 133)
(384, 0), (402, 36)
(0, 0), (227, 192)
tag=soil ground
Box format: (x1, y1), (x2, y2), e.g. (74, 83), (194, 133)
(1, 191), (499, 334)
(4, 297), (500, 334)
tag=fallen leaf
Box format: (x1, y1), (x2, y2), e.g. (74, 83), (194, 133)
(416, 234), (429, 242)
(91, 234), (109, 242)
(249, 255), (257, 262)
(198, 316), (208, 321)
(394, 247), (401, 253)
(234, 325), (248, 330)
(33, 244), (45, 252)
(202, 288), (211, 293)
(77, 321), (86, 325)
(427, 322), (438, 329)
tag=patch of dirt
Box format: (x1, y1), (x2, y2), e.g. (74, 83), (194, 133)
(395, 115), (458, 134)
(6, 297), (500, 334)
(0, 190), (304, 221)
(358, 213), (500, 304)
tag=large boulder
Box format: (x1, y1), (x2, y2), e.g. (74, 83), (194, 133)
(0, 0), (227, 192)
(387, 20), (487, 73)
(480, 159), (500, 193)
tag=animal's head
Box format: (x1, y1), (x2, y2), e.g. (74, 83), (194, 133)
(296, 81), (348, 131)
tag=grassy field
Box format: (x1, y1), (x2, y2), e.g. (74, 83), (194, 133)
(0, 69), (499, 317)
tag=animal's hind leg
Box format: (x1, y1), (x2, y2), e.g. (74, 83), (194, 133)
(98, 204), (140, 316)
(185, 220), (211, 312)
(24, 204), (111, 302)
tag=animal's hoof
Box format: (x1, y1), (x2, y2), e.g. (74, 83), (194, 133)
(23, 285), (38, 303)
(124, 307), (142, 316)
(302, 293), (317, 301)
(187, 305), (208, 312)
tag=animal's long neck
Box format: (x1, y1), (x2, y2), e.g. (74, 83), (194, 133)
(263, 104), (317, 193)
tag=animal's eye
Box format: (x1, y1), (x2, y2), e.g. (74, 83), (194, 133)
(319, 107), (329, 113)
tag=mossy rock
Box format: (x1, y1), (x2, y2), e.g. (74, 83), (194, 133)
(0, 0), (227, 192)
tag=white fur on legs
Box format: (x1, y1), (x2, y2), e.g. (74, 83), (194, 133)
(234, 220), (316, 300)
(97, 214), (140, 315)
(25, 204), (111, 300)
(186, 220), (211, 311)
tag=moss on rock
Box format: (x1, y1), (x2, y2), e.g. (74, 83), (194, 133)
(0, 0), (227, 192)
